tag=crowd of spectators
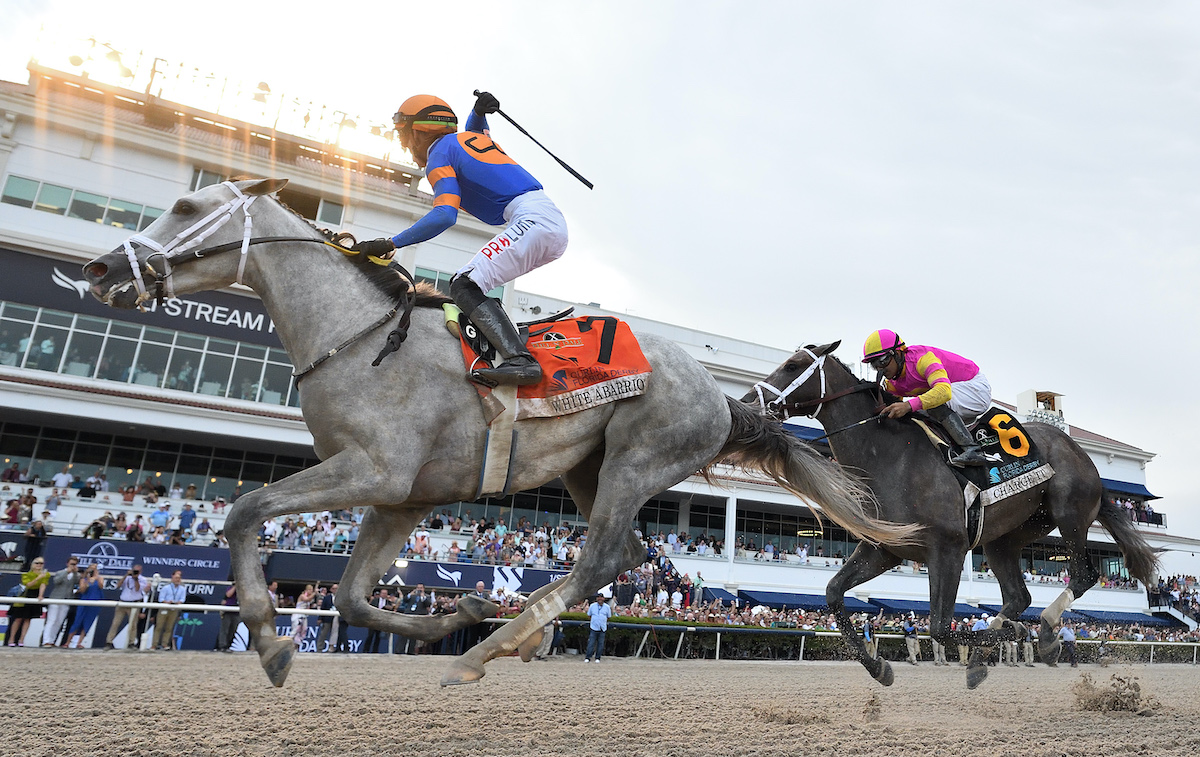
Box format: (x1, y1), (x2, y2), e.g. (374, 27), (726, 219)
(1110, 495), (1163, 526)
(260, 510), (361, 553)
(1149, 574), (1200, 623)
(0, 487), (1163, 605)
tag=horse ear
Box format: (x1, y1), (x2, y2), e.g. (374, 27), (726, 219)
(241, 178), (289, 196)
(814, 340), (841, 356)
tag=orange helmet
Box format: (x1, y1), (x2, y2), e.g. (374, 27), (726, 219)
(392, 95), (457, 134)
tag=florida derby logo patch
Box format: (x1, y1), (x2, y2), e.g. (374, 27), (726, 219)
(530, 331), (584, 351)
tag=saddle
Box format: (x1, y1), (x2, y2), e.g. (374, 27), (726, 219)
(444, 305), (654, 499)
(911, 407), (1055, 548)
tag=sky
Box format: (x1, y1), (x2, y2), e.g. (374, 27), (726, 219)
(2, 2), (1198, 539)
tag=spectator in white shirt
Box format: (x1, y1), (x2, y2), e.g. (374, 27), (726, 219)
(51, 467), (74, 488)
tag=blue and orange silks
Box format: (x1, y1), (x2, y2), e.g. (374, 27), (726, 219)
(392, 112), (542, 249)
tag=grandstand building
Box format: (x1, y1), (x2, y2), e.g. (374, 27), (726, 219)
(1, 48), (1195, 632)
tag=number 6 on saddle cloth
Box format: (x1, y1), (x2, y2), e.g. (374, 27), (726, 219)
(915, 407), (1055, 549)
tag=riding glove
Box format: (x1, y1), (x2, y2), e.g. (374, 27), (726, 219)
(351, 238), (396, 257)
(473, 91), (500, 116)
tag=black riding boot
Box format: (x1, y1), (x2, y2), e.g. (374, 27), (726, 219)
(450, 274), (542, 386)
(929, 405), (987, 466)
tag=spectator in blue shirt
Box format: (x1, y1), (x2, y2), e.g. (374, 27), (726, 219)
(178, 503), (196, 533)
(149, 504), (170, 530)
(1057, 622), (1078, 667)
(585, 594), (612, 663)
(152, 569), (187, 651)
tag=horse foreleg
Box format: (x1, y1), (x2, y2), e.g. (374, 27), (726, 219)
(223, 448), (390, 687)
(827, 544), (902, 686)
(336, 507), (500, 643)
(514, 448), (605, 664)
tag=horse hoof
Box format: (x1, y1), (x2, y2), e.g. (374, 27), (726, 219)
(966, 664), (989, 690)
(259, 637), (295, 688)
(440, 657), (487, 687)
(517, 629), (544, 663)
(1040, 640), (1061, 665)
(872, 659), (894, 687)
(457, 594), (501, 624)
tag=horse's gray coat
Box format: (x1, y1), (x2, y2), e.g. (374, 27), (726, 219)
(82, 180), (918, 687)
(748, 342), (1159, 690)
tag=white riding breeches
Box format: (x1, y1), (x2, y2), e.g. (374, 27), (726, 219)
(458, 190), (568, 293)
(949, 371), (992, 424)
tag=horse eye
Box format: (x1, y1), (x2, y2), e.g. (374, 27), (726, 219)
(172, 200), (196, 216)
(784, 362), (799, 373)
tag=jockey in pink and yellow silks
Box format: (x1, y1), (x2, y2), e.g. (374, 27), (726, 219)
(862, 329), (992, 466)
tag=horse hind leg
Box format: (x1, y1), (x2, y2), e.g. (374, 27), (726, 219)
(513, 448), (617, 664)
(1038, 526), (1101, 665)
(514, 529), (644, 663)
(442, 453), (667, 686)
(337, 506), (501, 644)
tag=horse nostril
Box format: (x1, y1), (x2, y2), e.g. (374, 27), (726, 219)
(85, 262), (109, 279)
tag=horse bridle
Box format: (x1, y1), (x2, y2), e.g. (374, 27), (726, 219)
(750, 348), (830, 420)
(112, 181), (415, 380)
(112, 181), (374, 308)
(750, 349), (884, 437)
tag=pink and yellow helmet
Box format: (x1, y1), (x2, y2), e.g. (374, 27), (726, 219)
(862, 329), (905, 363)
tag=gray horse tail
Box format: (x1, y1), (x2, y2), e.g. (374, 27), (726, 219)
(1095, 499), (1160, 584)
(708, 398), (923, 548)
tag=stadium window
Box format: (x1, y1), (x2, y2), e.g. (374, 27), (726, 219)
(67, 191), (109, 224)
(34, 183), (72, 215)
(1, 175), (38, 208)
(138, 206), (164, 231)
(414, 266), (500, 297)
(415, 266), (453, 294)
(190, 168), (226, 192)
(104, 197), (144, 229)
(317, 199), (343, 226)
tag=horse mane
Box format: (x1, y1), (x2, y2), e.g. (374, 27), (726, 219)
(824, 351), (896, 402)
(239, 180), (452, 309)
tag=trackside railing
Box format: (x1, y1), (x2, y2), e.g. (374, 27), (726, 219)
(3, 598), (1195, 664)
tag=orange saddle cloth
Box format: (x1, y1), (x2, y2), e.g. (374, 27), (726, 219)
(460, 315), (652, 419)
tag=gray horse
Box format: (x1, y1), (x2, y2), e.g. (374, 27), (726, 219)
(81, 179), (921, 687)
(746, 342), (1159, 689)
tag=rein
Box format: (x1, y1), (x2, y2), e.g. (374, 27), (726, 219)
(114, 181), (416, 382)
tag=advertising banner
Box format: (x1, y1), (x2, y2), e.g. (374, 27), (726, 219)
(0, 248), (281, 348)
(381, 560), (568, 596)
(42, 537), (231, 581)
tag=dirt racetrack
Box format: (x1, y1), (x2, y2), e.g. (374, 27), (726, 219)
(4, 649), (1199, 757)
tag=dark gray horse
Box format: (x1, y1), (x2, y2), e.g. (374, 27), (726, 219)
(80, 179), (920, 687)
(746, 341), (1158, 689)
